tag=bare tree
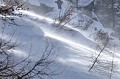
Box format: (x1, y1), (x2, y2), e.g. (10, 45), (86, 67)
(89, 41), (108, 72)
(0, 29), (58, 79)
(89, 29), (119, 79)
(0, 1), (59, 79)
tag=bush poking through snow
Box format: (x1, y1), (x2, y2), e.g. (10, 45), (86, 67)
(95, 29), (109, 45)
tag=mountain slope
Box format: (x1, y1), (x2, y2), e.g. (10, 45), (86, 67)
(0, 0), (120, 79)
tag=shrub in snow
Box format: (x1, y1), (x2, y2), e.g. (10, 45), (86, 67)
(95, 29), (109, 46)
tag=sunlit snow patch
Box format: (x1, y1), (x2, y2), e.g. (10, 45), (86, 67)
(44, 32), (94, 53)
(8, 49), (28, 57)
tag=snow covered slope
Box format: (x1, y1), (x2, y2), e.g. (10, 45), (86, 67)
(1, 0), (120, 79)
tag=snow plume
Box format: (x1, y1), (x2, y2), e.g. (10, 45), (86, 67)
(18, 10), (95, 52)
(44, 31), (94, 53)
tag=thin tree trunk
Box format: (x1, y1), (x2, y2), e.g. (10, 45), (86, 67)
(111, 0), (115, 29)
(109, 52), (114, 79)
(88, 42), (108, 72)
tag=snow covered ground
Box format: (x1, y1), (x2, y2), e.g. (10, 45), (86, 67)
(1, 0), (120, 79)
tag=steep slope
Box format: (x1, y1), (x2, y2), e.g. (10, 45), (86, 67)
(0, 0), (120, 79)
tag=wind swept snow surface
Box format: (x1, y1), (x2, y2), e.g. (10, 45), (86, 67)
(12, 10), (120, 79)
(1, 0), (120, 79)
